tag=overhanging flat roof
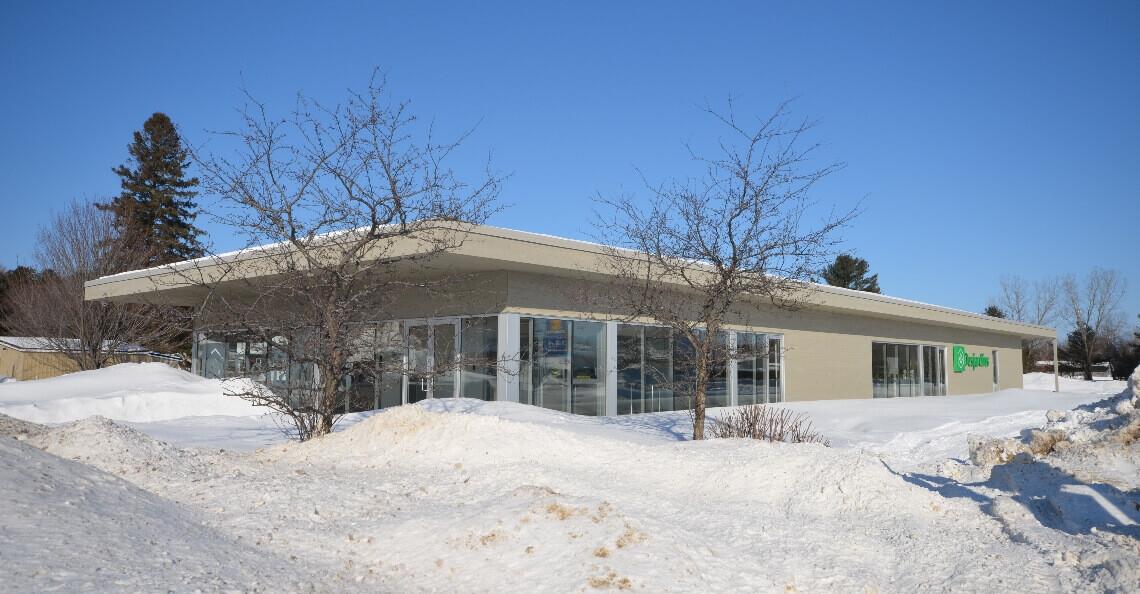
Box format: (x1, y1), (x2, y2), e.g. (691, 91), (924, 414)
(84, 224), (1056, 340)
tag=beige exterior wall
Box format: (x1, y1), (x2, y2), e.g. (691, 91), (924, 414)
(497, 270), (1031, 401)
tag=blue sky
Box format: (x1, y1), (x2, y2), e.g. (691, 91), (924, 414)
(2, 2), (1138, 332)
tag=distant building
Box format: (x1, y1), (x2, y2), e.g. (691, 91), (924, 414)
(1037, 359), (1112, 379)
(0, 337), (179, 381)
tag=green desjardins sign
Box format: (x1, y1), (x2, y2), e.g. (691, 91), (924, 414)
(952, 346), (989, 373)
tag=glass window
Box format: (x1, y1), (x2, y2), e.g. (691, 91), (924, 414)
(921, 345), (946, 397)
(198, 335), (226, 379)
(571, 320), (606, 416)
(615, 324), (678, 415)
(519, 317), (534, 406)
(460, 317), (497, 401)
(735, 332), (780, 405)
(767, 336), (782, 403)
(529, 318), (570, 413)
(706, 331), (730, 409)
(672, 332), (696, 410)
(432, 323), (457, 398)
(736, 333), (756, 406)
(342, 322), (404, 412)
(616, 325), (644, 415)
(643, 326), (674, 412)
(518, 317), (605, 416)
(874, 341), (944, 398)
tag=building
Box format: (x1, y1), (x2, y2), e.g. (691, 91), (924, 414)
(0, 337), (180, 381)
(84, 225), (1056, 416)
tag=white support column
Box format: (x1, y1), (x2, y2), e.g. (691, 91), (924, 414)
(497, 313), (520, 403)
(605, 320), (618, 417)
(727, 331), (738, 407)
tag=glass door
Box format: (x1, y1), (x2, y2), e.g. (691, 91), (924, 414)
(404, 321), (459, 403)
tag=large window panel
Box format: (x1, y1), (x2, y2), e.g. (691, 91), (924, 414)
(643, 326), (674, 412)
(342, 322), (403, 412)
(571, 320), (606, 416)
(519, 317), (534, 406)
(736, 333), (756, 407)
(873, 341), (945, 398)
(616, 325), (644, 415)
(531, 318), (570, 413)
(706, 332), (730, 408)
(767, 336), (782, 403)
(460, 317), (497, 401)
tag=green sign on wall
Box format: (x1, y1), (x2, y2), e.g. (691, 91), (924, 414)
(952, 346), (990, 372)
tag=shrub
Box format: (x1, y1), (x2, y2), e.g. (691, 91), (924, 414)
(710, 405), (829, 445)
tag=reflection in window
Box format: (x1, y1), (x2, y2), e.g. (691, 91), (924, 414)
(519, 317), (605, 416)
(341, 322), (404, 412)
(736, 332), (781, 405)
(873, 342), (942, 398)
(461, 317), (497, 401)
(616, 324), (678, 415)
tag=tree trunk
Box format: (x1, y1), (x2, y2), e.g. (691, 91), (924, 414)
(692, 391), (706, 440)
(692, 352), (708, 440)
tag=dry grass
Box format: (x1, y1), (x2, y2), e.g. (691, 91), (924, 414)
(710, 405), (829, 445)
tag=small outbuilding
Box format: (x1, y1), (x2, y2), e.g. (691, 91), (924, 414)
(0, 337), (179, 381)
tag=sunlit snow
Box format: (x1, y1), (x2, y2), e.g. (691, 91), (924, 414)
(1, 363), (1137, 591)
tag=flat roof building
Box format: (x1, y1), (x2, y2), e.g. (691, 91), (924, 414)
(85, 224), (1056, 416)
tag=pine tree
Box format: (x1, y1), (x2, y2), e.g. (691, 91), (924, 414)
(982, 304), (1006, 318)
(821, 254), (880, 293)
(102, 112), (203, 265)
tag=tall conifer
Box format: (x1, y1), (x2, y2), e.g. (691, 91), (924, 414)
(821, 254), (880, 293)
(103, 112), (203, 265)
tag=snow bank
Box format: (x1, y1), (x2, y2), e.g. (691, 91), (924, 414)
(5, 372), (1139, 590)
(0, 363), (268, 423)
(1024, 371), (1128, 395)
(0, 430), (313, 591)
(946, 370), (1140, 590)
(239, 405), (1081, 591)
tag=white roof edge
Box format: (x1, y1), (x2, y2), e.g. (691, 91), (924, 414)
(82, 223), (1055, 336)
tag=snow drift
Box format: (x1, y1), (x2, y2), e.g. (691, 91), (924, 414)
(0, 429), (312, 591)
(0, 363), (267, 423)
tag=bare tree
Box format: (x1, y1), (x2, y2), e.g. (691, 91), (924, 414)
(5, 199), (186, 371)
(592, 98), (857, 440)
(188, 70), (505, 440)
(1060, 268), (1128, 380)
(995, 274), (1060, 372)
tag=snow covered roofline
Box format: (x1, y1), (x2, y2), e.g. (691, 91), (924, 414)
(83, 223), (1056, 340)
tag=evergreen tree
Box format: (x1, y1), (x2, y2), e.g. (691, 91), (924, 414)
(1062, 325), (1099, 379)
(821, 254), (880, 293)
(102, 112), (203, 265)
(983, 304), (1006, 318)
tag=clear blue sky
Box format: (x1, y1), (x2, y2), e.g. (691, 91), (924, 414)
(2, 1), (1138, 332)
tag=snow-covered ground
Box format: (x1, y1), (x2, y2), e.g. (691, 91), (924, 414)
(1, 363), (1137, 591)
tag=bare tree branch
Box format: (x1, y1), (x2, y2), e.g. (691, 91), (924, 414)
(185, 70), (507, 440)
(589, 98), (858, 440)
(6, 200), (186, 371)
